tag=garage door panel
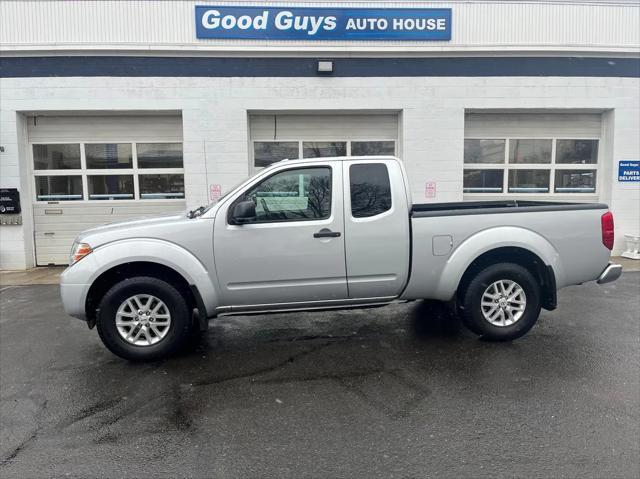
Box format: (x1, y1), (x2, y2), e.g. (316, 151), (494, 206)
(33, 202), (186, 265)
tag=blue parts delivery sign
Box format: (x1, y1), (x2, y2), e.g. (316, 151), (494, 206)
(618, 161), (640, 182)
(195, 6), (452, 41)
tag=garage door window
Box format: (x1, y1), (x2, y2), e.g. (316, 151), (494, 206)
(35, 176), (83, 201)
(33, 142), (184, 202)
(33, 144), (81, 170)
(88, 175), (134, 200)
(137, 143), (183, 168)
(140, 174), (185, 199)
(464, 138), (598, 195)
(253, 140), (396, 169)
(85, 143), (132, 169)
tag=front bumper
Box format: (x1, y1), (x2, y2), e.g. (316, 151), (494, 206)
(597, 263), (623, 285)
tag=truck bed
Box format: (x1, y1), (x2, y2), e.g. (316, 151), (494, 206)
(412, 200), (608, 218)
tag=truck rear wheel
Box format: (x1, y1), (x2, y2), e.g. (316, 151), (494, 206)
(460, 263), (541, 341)
(96, 276), (193, 361)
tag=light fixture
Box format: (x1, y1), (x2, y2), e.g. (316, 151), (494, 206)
(317, 60), (333, 74)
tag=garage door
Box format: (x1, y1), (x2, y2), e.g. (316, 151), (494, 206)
(29, 115), (186, 265)
(249, 113), (399, 172)
(463, 112), (602, 198)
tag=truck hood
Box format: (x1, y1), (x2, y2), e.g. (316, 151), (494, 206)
(76, 211), (210, 248)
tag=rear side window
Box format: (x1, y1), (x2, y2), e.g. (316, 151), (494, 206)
(349, 164), (392, 218)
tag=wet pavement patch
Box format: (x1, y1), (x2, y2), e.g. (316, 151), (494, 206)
(1, 274), (639, 478)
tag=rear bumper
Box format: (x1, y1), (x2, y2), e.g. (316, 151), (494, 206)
(597, 263), (622, 285)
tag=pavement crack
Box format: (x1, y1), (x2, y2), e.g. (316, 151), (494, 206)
(191, 340), (338, 387)
(0, 431), (37, 467)
(58, 397), (123, 429)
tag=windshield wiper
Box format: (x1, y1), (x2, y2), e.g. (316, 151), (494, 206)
(187, 206), (205, 219)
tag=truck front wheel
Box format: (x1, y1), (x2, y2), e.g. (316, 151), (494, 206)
(96, 276), (193, 361)
(460, 263), (541, 341)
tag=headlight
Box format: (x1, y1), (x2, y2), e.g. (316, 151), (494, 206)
(69, 242), (93, 265)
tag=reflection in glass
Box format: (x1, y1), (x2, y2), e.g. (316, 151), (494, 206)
(556, 140), (598, 164)
(509, 139), (552, 164)
(35, 176), (83, 201)
(302, 141), (347, 158)
(85, 143), (132, 169)
(508, 170), (550, 193)
(350, 164), (392, 217)
(88, 175), (134, 200)
(464, 139), (505, 164)
(254, 142), (299, 168)
(137, 143), (183, 168)
(33, 144), (81, 170)
(240, 167), (331, 222)
(140, 174), (185, 199)
(351, 141), (395, 157)
(463, 169), (504, 193)
(554, 170), (596, 193)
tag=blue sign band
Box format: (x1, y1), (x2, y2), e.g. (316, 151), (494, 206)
(618, 161), (640, 182)
(195, 6), (452, 41)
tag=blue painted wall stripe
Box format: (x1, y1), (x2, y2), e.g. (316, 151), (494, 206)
(1, 56), (638, 78)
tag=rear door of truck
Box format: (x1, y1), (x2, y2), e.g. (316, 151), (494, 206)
(343, 158), (411, 299)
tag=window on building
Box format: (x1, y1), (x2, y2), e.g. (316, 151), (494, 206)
(349, 164), (392, 217)
(252, 140), (396, 169)
(253, 141), (299, 168)
(85, 143), (132, 169)
(463, 138), (599, 195)
(137, 143), (183, 168)
(88, 175), (134, 200)
(33, 144), (81, 170)
(236, 167), (331, 223)
(35, 176), (83, 201)
(351, 141), (395, 157)
(303, 141), (347, 159)
(33, 142), (184, 201)
(140, 174), (185, 199)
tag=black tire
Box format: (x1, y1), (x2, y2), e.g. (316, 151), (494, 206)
(460, 263), (541, 341)
(96, 276), (193, 361)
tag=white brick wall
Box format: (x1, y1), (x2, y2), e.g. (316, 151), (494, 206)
(0, 74), (638, 268)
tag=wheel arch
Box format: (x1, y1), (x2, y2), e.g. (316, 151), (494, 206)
(430, 226), (563, 309)
(456, 246), (557, 311)
(82, 239), (218, 327)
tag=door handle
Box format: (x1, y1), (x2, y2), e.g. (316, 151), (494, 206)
(313, 228), (341, 239)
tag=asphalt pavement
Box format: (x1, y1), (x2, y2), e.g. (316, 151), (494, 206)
(1, 273), (639, 478)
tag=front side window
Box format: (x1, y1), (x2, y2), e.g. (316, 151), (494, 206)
(350, 164), (392, 217)
(236, 167), (331, 223)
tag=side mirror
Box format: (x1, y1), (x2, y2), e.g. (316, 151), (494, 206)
(231, 200), (256, 224)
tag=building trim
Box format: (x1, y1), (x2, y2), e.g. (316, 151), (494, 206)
(1, 56), (639, 78)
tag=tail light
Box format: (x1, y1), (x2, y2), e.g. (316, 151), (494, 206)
(601, 211), (614, 251)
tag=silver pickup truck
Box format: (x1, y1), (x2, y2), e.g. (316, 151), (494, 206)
(60, 156), (622, 361)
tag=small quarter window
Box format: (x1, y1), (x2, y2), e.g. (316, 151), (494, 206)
(350, 164), (392, 218)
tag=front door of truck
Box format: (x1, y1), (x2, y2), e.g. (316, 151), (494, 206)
(213, 162), (347, 307)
